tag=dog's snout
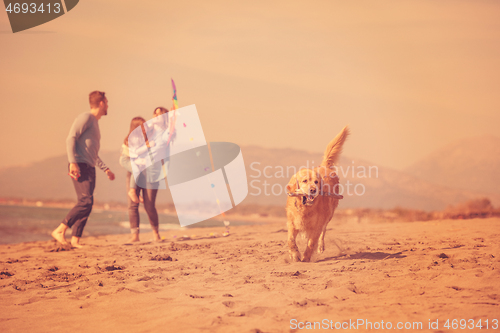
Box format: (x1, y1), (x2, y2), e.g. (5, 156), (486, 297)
(310, 187), (317, 194)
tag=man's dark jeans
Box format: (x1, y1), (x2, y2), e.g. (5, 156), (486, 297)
(62, 163), (96, 237)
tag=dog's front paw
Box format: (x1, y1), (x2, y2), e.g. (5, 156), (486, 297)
(289, 250), (301, 262)
(301, 256), (311, 263)
(317, 242), (325, 254)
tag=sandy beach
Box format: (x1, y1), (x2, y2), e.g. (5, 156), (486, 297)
(0, 217), (499, 332)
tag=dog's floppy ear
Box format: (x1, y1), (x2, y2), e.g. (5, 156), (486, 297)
(286, 175), (298, 194)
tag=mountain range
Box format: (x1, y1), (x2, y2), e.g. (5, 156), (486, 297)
(404, 136), (500, 196)
(0, 136), (499, 211)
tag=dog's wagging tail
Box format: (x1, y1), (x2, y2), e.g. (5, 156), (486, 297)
(320, 125), (350, 169)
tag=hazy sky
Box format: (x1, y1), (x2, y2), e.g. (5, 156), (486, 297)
(1, 0), (499, 170)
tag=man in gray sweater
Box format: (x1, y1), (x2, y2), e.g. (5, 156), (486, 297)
(51, 91), (115, 248)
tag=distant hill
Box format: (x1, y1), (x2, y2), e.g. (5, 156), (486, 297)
(1, 143), (498, 211)
(405, 136), (500, 196)
(0, 150), (140, 204)
(240, 146), (500, 210)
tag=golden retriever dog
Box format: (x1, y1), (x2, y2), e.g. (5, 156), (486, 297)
(286, 126), (349, 262)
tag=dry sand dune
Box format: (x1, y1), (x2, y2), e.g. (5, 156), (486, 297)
(1, 218), (499, 332)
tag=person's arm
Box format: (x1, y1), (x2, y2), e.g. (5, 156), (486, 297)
(96, 156), (108, 171)
(119, 145), (130, 169)
(168, 111), (177, 145)
(96, 156), (115, 180)
(135, 140), (154, 155)
(66, 114), (91, 179)
(165, 128), (176, 146)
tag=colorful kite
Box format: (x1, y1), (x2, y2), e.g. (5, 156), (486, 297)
(167, 79), (178, 143)
(171, 78), (178, 110)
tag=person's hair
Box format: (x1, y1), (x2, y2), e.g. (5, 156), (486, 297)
(153, 106), (169, 128)
(124, 117), (146, 146)
(89, 91), (106, 108)
(154, 107), (169, 115)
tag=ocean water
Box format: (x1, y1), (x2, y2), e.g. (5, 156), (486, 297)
(0, 205), (247, 245)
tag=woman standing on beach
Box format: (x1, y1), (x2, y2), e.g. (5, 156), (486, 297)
(119, 116), (161, 242)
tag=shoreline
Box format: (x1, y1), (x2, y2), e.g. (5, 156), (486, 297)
(0, 204), (287, 247)
(0, 200), (288, 223)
